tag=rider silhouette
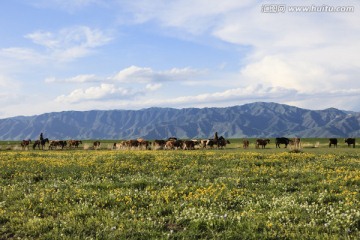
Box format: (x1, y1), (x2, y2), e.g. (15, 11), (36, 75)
(39, 133), (44, 141)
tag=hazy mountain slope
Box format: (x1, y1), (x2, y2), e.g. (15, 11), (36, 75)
(0, 102), (359, 140)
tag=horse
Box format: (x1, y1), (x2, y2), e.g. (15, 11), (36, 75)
(21, 139), (31, 150)
(68, 140), (83, 149)
(275, 137), (290, 148)
(33, 138), (49, 150)
(256, 139), (270, 149)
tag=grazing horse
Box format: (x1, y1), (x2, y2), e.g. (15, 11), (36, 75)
(49, 140), (67, 150)
(275, 137), (290, 148)
(21, 139), (31, 150)
(256, 139), (270, 149)
(68, 140), (82, 149)
(33, 138), (49, 150)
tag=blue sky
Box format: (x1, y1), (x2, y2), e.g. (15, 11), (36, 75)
(0, 0), (359, 118)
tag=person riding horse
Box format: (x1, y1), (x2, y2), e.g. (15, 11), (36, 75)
(33, 132), (48, 150)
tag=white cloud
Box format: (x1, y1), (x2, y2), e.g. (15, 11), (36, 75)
(1, 26), (113, 63)
(120, 0), (360, 101)
(121, 0), (252, 34)
(45, 74), (100, 83)
(26, 26), (113, 61)
(112, 65), (203, 83)
(52, 65), (203, 103)
(0, 74), (18, 88)
(55, 84), (138, 103)
(0, 47), (46, 63)
(145, 83), (162, 91)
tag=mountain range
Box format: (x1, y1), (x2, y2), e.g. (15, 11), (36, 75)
(0, 102), (359, 140)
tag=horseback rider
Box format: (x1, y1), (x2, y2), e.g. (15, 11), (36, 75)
(39, 132), (44, 141)
(214, 131), (219, 147)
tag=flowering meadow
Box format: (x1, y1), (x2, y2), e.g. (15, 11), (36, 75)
(1, 149), (360, 239)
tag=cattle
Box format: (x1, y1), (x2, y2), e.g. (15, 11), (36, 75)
(256, 139), (270, 149)
(289, 137), (302, 150)
(345, 138), (356, 148)
(68, 140), (82, 149)
(294, 137), (301, 149)
(153, 140), (167, 150)
(93, 141), (101, 150)
(217, 136), (230, 149)
(183, 140), (195, 150)
(174, 140), (184, 149)
(165, 140), (176, 150)
(49, 140), (67, 150)
(200, 139), (208, 149)
(113, 141), (127, 150)
(275, 137), (290, 148)
(21, 139), (31, 150)
(138, 140), (151, 150)
(329, 138), (338, 148)
(243, 139), (250, 149)
(113, 139), (151, 150)
(165, 139), (184, 150)
(206, 139), (216, 149)
(125, 139), (139, 149)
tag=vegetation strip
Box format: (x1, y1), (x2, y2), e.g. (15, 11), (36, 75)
(1, 150), (359, 239)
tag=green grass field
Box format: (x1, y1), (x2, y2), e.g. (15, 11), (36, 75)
(1, 140), (359, 239)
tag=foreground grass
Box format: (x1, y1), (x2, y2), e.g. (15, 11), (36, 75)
(1, 150), (360, 239)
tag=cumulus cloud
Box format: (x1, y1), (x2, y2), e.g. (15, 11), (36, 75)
(112, 65), (202, 83)
(55, 84), (138, 103)
(52, 65), (202, 103)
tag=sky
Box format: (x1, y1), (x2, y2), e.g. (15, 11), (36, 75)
(0, 0), (359, 118)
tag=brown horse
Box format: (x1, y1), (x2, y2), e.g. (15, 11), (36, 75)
(256, 139), (270, 149)
(33, 138), (49, 150)
(21, 139), (31, 150)
(68, 140), (83, 148)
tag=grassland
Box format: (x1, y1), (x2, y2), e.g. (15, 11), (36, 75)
(1, 140), (360, 239)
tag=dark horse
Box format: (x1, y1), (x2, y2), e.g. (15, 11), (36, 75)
(275, 137), (290, 148)
(33, 138), (49, 150)
(21, 139), (31, 150)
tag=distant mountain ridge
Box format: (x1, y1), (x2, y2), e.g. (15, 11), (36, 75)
(0, 102), (359, 140)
